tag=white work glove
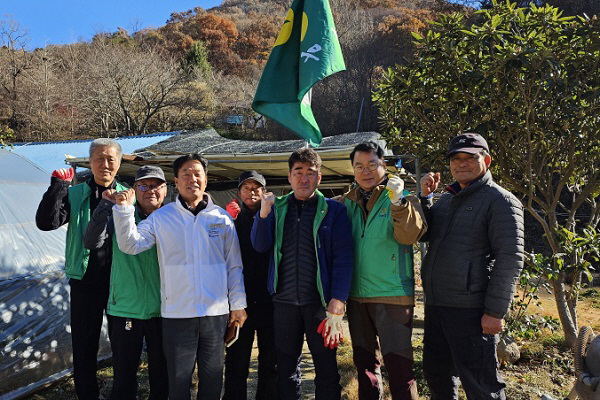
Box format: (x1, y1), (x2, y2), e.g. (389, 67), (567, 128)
(317, 311), (344, 349)
(386, 174), (405, 205)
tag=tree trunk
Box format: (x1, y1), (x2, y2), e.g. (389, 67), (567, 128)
(552, 275), (578, 347)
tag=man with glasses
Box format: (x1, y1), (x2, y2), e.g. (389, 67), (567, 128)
(223, 171), (277, 400)
(339, 141), (426, 400)
(83, 165), (168, 399)
(419, 133), (524, 399)
(112, 154), (246, 400)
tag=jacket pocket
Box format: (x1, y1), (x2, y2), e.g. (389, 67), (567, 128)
(466, 260), (490, 293)
(442, 259), (470, 293)
(162, 264), (194, 304)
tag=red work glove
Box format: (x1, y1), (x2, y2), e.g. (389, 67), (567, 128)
(51, 167), (74, 182)
(226, 198), (241, 219)
(317, 312), (344, 349)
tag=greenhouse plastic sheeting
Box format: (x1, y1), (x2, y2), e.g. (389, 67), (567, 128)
(0, 149), (111, 399)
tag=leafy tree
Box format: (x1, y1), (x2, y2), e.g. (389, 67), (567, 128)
(452, 0), (600, 15)
(0, 124), (14, 146)
(374, 0), (600, 346)
(181, 40), (212, 79)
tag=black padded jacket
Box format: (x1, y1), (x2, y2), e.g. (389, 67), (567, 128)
(420, 170), (524, 318)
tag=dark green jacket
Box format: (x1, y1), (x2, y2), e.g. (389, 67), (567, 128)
(83, 199), (161, 319)
(65, 181), (127, 279)
(109, 210), (161, 319)
(342, 185), (419, 299)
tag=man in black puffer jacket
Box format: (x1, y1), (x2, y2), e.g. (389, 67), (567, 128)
(419, 133), (524, 400)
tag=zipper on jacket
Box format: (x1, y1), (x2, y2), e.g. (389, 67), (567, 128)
(295, 205), (301, 305)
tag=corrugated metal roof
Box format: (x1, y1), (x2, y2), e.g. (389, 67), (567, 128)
(9, 131), (181, 172)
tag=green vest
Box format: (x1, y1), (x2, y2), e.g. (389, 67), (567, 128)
(108, 209), (161, 319)
(343, 192), (414, 298)
(65, 180), (127, 280)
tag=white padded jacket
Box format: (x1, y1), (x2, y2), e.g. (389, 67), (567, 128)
(112, 195), (246, 318)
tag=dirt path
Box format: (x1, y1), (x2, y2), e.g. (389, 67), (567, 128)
(234, 291), (426, 400)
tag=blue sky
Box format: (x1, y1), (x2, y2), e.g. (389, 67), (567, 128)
(2, 1), (223, 50)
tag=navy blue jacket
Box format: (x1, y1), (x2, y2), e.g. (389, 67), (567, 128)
(251, 191), (354, 308)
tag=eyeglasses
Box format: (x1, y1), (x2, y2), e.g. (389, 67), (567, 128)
(135, 183), (166, 192)
(353, 162), (382, 174)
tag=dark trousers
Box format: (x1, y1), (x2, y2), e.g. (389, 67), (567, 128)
(347, 300), (418, 400)
(273, 302), (341, 400)
(69, 278), (111, 400)
(110, 316), (168, 400)
(223, 302), (277, 400)
(423, 305), (506, 400)
(162, 315), (228, 400)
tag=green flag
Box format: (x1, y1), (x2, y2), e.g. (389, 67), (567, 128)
(252, 0), (346, 147)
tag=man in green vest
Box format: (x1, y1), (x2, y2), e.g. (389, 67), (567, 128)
(36, 138), (125, 400)
(83, 165), (169, 400)
(339, 141), (427, 400)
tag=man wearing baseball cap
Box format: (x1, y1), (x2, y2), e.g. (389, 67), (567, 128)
(84, 165), (169, 399)
(223, 170), (277, 400)
(419, 133), (524, 399)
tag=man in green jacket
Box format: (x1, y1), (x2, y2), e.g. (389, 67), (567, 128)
(36, 138), (125, 400)
(339, 141), (427, 400)
(83, 165), (169, 399)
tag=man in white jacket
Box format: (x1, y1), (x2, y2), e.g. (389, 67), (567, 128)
(112, 154), (247, 400)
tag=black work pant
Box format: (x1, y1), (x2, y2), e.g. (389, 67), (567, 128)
(423, 305), (506, 400)
(69, 278), (111, 400)
(223, 302), (277, 400)
(109, 316), (168, 400)
(273, 302), (341, 400)
(162, 315), (228, 400)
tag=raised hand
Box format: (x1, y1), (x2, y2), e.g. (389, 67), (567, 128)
(115, 188), (135, 206)
(386, 174), (405, 205)
(102, 189), (117, 203)
(259, 191), (275, 219)
(225, 198), (241, 219)
(420, 172), (441, 196)
(51, 167), (75, 182)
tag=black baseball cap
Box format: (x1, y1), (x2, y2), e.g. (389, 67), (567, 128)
(238, 170), (266, 188)
(135, 165), (166, 182)
(447, 133), (489, 158)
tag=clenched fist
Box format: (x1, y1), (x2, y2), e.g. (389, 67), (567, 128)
(115, 188), (135, 206)
(52, 168), (74, 182)
(225, 199), (241, 219)
(259, 191), (275, 219)
(102, 189), (117, 203)
(420, 172), (441, 197)
(386, 174), (405, 205)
